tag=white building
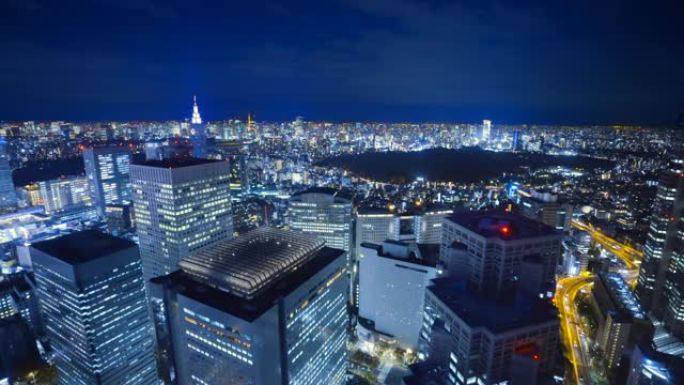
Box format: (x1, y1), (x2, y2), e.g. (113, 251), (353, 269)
(358, 240), (438, 349)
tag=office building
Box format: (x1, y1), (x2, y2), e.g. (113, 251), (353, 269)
(150, 227), (348, 385)
(355, 206), (452, 260)
(38, 176), (91, 213)
(0, 139), (17, 212)
(439, 211), (562, 299)
(30, 231), (158, 385)
(130, 157), (233, 281)
(415, 211), (561, 385)
(287, 187), (352, 251)
(353, 206), (451, 309)
(357, 240), (439, 349)
(83, 146), (132, 216)
(636, 155), (684, 339)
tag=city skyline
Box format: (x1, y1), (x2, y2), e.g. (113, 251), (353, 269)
(1, 1), (684, 385)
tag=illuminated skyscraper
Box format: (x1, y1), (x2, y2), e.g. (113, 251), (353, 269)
(130, 158), (233, 281)
(189, 96), (207, 158)
(0, 139), (17, 212)
(83, 147), (132, 216)
(30, 231), (158, 385)
(287, 187), (352, 251)
(150, 228), (348, 385)
(482, 119), (492, 141)
(636, 155), (684, 340)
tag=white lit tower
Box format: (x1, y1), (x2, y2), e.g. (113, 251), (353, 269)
(190, 96), (207, 158)
(482, 119), (492, 141)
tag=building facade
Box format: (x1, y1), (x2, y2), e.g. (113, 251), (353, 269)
(0, 139), (17, 212)
(130, 158), (233, 281)
(30, 231), (158, 385)
(635, 155), (684, 339)
(83, 147), (132, 216)
(357, 240), (438, 349)
(354, 206), (451, 308)
(38, 176), (91, 213)
(150, 228), (348, 385)
(416, 211), (561, 385)
(287, 187), (352, 252)
(591, 272), (649, 370)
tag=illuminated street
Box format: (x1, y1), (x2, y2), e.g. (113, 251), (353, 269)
(557, 221), (646, 384)
(571, 220), (643, 271)
(556, 275), (594, 385)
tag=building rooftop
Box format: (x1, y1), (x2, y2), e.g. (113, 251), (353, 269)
(84, 146), (131, 154)
(132, 157), (221, 169)
(292, 186), (338, 197)
(152, 243), (344, 321)
(428, 277), (559, 333)
(31, 230), (135, 265)
(291, 186), (353, 202)
(179, 227), (327, 299)
(361, 240), (439, 268)
(446, 210), (558, 240)
(599, 272), (645, 319)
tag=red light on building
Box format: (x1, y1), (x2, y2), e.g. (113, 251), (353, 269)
(532, 354), (541, 361)
(500, 225), (511, 235)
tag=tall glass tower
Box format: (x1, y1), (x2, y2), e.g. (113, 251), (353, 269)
(0, 139), (17, 212)
(30, 230), (158, 385)
(149, 228), (348, 385)
(130, 157), (233, 281)
(636, 155), (684, 339)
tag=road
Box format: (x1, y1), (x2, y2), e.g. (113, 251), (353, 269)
(556, 275), (594, 385)
(571, 220), (643, 271)
(557, 220), (644, 384)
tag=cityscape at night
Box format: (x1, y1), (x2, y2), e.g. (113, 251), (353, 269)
(1, 1), (683, 385)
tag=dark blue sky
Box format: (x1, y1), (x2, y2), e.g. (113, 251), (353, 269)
(1, 0), (683, 124)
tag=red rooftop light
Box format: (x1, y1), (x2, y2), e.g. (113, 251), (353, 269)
(499, 225), (511, 235)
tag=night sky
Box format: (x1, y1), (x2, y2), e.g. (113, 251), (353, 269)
(1, 0), (683, 124)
